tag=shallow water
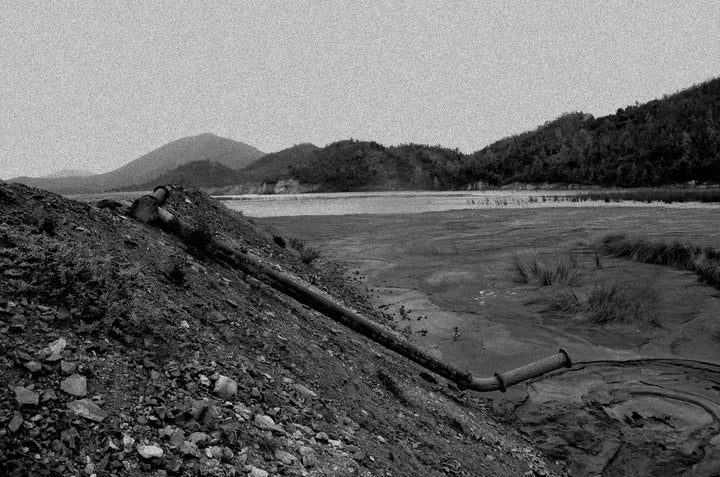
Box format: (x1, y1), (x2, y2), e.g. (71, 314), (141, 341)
(218, 190), (720, 217)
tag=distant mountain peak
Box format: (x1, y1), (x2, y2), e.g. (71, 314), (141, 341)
(10, 134), (266, 194)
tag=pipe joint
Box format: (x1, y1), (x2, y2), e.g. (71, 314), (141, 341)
(494, 372), (507, 393)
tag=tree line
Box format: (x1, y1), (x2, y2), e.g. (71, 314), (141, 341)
(278, 78), (720, 191)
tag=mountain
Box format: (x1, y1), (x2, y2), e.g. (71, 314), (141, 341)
(128, 159), (246, 190)
(10, 133), (265, 194)
(234, 143), (320, 183)
(42, 168), (97, 178)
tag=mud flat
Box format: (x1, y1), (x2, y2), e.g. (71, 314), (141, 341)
(260, 205), (720, 475)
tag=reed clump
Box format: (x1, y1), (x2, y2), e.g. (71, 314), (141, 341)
(555, 188), (720, 204)
(597, 234), (720, 289)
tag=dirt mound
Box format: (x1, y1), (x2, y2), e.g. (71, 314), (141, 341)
(0, 182), (563, 476)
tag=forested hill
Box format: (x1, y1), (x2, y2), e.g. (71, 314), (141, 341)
(244, 78), (720, 191)
(469, 77), (720, 187)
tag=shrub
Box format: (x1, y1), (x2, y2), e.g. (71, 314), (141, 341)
(288, 237), (322, 265)
(180, 221), (216, 256)
(39, 216), (57, 236)
(300, 246), (321, 265)
(166, 260), (187, 286)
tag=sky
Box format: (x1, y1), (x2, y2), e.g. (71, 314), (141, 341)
(2, 1), (720, 179)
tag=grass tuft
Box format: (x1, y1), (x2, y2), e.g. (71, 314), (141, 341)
(511, 253), (585, 286)
(543, 282), (659, 325)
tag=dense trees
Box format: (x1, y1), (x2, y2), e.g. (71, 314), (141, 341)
(248, 78), (720, 191)
(466, 78), (720, 187)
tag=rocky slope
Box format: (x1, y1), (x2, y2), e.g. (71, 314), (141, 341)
(0, 182), (564, 476)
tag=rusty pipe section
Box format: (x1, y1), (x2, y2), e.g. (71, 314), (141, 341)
(128, 186), (171, 223)
(128, 188), (572, 392)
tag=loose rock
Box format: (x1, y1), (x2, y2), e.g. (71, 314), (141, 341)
(213, 375), (237, 400)
(60, 374), (87, 397)
(14, 386), (39, 406)
(8, 412), (24, 432)
(137, 444), (164, 459)
(248, 466), (269, 477)
(67, 398), (108, 422)
(274, 449), (296, 465)
(253, 414), (284, 434)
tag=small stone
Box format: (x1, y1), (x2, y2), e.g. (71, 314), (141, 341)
(205, 445), (223, 459)
(60, 374), (87, 397)
(299, 446), (317, 468)
(23, 361), (42, 373)
(60, 360), (78, 375)
(123, 434), (135, 452)
(315, 432), (329, 443)
(67, 398), (108, 422)
(179, 320), (189, 329)
(137, 444), (164, 459)
(248, 466), (269, 477)
(188, 432), (210, 446)
(169, 429), (185, 448)
(165, 458), (182, 473)
(42, 337), (67, 361)
(251, 387), (261, 398)
(376, 435), (387, 443)
(274, 449), (296, 465)
(8, 412), (24, 432)
(40, 389), (57, 402)
(213, 375), (237, 400)
(221, 447), (234, 462)
(253, 414), (283, 433)
(14, 386), (39, 406)
(294, 384), (317, 398)
(180, 440), (201, 458)
(136, 416), (148, 425)
(328, 439), (343, 448)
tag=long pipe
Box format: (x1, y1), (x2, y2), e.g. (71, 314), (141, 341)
(127, 189), (572, 392)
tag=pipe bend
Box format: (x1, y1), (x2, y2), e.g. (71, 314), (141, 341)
(467, 350), (573, 392)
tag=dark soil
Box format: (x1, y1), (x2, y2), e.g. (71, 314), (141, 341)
(0, 182), (563, 476)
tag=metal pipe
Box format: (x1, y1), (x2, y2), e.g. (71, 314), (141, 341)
(128, 186), (171, 223)
(127, 187), (573, 392)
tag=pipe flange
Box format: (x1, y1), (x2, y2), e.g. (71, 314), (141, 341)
(558, 348), (573, 368)
(494, 372), (507, 393)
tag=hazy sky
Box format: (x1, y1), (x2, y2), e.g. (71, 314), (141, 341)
(2, 1), (719, 178)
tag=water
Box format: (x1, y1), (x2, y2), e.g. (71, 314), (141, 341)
(216, 190), (720, 217)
